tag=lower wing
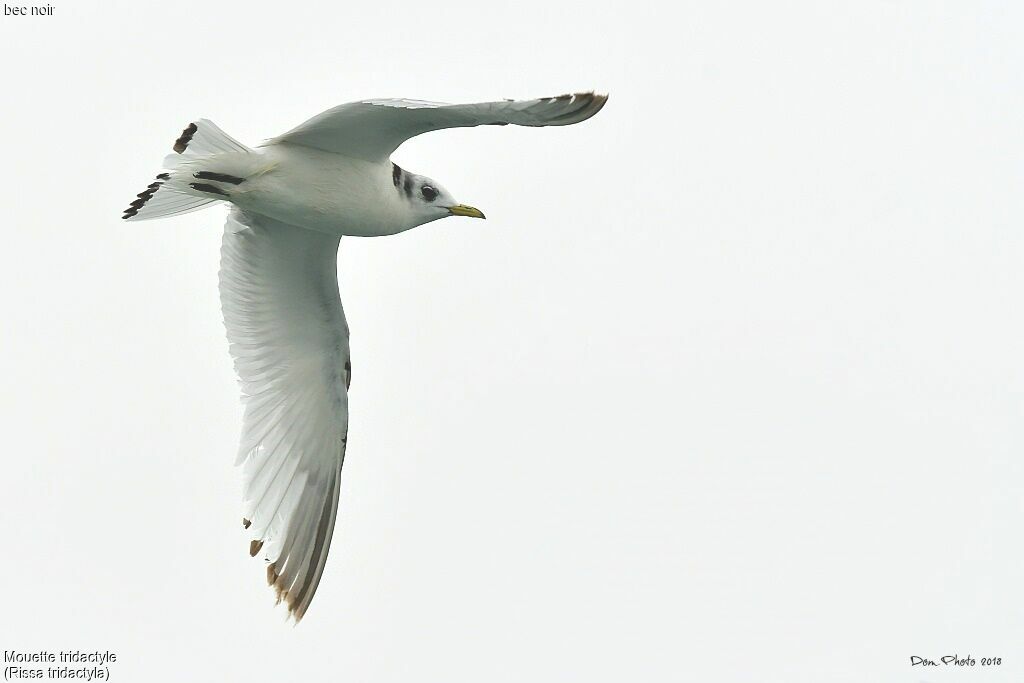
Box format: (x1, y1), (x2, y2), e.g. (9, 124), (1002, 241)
(219, 208), (351, 622)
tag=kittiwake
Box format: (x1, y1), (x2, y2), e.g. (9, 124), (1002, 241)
(122, 92), (608, 621)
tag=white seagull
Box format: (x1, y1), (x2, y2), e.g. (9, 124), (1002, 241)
(123, 92), (608, 621)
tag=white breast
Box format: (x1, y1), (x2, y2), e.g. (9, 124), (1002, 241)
(235, 144), (415, 236)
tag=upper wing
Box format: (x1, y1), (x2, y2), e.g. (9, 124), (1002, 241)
(219, 208), (351, 622)
(266, 91), (608, 162)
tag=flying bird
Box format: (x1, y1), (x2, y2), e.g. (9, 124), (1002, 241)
(122, 92), (608, 621)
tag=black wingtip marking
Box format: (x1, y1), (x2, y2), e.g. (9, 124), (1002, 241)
(173, 122), (198, 154)
(156, 173), (170, 181)
(122, 178), (165, 219)
(194, 171), (245, 185)
(189, 182), (230, 197)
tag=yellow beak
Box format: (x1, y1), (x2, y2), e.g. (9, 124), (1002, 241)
(447, 204), (486, 219)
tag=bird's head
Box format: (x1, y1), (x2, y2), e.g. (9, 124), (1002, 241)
(391, 163), (485, 228)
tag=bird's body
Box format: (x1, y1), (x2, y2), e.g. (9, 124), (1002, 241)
(123, 92), (607, 621)
(196, 144), (421, 236)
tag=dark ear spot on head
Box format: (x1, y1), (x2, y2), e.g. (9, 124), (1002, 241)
(421, 185), (438, 202)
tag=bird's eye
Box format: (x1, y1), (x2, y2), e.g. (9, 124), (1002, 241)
(421, 185), (438, 202)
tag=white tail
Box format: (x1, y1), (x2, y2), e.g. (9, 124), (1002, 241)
(122, 119), (253, 221)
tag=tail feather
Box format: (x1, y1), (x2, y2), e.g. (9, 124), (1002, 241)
(122, 119), (253, 222)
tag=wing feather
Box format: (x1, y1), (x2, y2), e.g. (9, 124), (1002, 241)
(219, 208), (349, 622)
(267, 91), (608, 161)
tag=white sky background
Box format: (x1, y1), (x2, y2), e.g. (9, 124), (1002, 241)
(1, 1), (1022, 680)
